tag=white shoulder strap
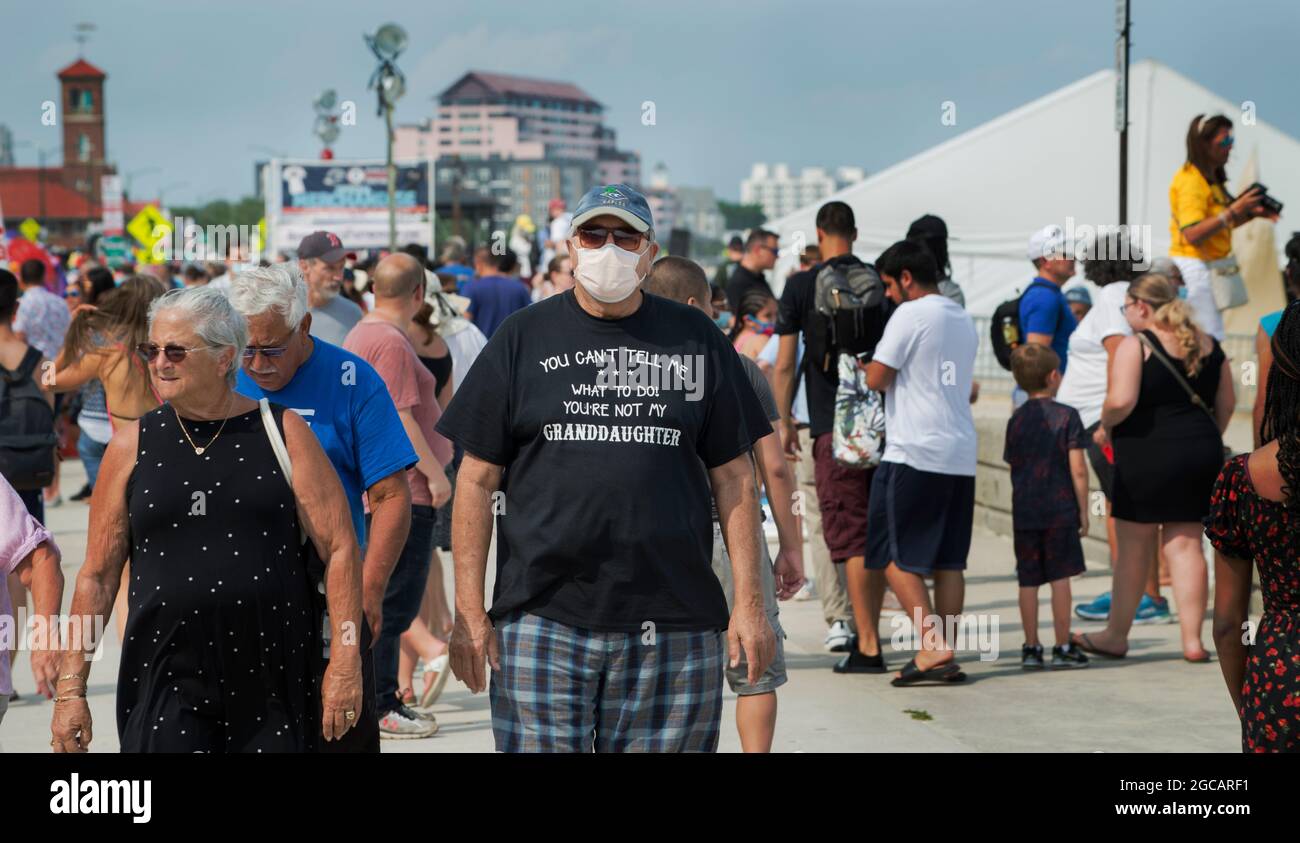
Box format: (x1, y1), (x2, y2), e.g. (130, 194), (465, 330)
(258, 398), (293, 486)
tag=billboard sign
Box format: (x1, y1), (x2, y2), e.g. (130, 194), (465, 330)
(264, 158), (434, 255)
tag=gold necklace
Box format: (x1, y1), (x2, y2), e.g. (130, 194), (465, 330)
(172, 393), (235, 456)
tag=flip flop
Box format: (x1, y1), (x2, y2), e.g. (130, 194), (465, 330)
(418, 653), (452, 708)
(1070, 632), (1126, 659)
(890, 658), (966, 687)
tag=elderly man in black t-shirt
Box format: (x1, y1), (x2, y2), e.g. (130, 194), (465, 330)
(437, 184), (775, 753)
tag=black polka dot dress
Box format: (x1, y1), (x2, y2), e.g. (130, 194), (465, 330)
(117, 404), (319, 753)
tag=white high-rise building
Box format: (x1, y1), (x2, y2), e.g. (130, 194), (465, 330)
(740, 163), (866, 221)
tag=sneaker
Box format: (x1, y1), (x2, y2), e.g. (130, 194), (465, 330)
(1133, 594), (1174, 625)
(824, 619), (853, 652)
(793, 579), (816, 601)
(1021, 643), (1044, 670)
(1052, 643), (1090, 668)
(70, 484), (92, 502)
(379, 707), (437, 739)
(1074, 591), (1111, 621)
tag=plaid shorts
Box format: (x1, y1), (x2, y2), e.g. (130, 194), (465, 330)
(490, 612), (724, 753)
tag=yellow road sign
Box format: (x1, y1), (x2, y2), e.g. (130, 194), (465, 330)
(127, 205), (172, 249)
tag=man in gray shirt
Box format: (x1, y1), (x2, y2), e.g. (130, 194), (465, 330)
(299, 230), (362, 345)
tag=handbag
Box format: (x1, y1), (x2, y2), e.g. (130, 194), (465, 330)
(1136, 333), (1232, 463)
(832, 352), (886, 469)
(258, 398), (332, 659)
(1207, 256), (1248, 311)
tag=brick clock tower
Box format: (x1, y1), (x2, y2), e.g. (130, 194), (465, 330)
(57, 58), (107, 213)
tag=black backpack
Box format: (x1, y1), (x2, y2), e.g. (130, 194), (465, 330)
(990, 279), (1055, 371)
(0, 347), (58, 490)
(808, 258), (888, 371)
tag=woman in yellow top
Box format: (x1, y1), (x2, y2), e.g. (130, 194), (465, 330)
(1168, 114), (1278, 340)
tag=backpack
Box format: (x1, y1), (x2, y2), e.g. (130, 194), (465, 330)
(810, 258), (888, 371)
(0, 347), (58, 490)
(990, 279), (1055, 371)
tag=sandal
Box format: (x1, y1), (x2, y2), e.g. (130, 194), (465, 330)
(890, 658), (966, 687)
(1070, 632), (1126, 659)
(418, 653), (451, 708)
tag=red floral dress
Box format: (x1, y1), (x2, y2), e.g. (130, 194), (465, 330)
(1204, 454), (1300, 753)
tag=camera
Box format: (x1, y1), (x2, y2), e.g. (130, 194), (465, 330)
(1245, 182), (1285, 216)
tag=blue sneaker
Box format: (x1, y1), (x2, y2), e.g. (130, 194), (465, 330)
(1075, 592), (1111, 621)
(1134, 594), (1174, 625)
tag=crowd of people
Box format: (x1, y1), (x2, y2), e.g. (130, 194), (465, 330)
(1, 110), (1299, 753)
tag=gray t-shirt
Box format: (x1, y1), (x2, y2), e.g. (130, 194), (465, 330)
(309, 295), (364, 346)
(710, 353), (780, 521)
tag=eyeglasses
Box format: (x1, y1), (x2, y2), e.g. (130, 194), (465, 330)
(136, 343), (218, 363)
(241, 329), (297, 360)
(575, 226), (647, 252)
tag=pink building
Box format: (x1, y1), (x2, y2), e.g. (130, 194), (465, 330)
(395, 71), (610, 163)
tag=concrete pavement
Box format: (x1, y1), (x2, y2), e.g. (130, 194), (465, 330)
(1, 460), (1242, 752)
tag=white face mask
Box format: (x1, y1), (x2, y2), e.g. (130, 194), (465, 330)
(574, 243), (644, 303)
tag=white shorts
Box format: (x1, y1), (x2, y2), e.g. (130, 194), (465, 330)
(1171, 256), (1226, 341)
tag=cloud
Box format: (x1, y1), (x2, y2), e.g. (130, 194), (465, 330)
(404, 23), (620, 104)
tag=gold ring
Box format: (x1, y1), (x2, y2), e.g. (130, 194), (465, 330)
(344, 710), (356, 720)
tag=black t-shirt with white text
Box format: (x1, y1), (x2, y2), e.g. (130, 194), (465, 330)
(436, 289), (772, 632)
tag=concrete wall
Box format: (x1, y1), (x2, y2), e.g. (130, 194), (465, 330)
(973, 414), (1113, 566)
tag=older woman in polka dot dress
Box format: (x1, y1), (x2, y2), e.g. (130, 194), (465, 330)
(51, 286), (364, 753)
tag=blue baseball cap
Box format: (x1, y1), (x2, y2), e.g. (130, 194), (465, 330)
(569, 184), (654, 234)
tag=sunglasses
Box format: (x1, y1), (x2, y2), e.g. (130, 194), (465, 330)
(242, 345), (291, 360)
(65, 288), (82, 298)
(241, 329), (297, 360)
(136, 343), (218, 363)
(1218, 133), (1235, 149)
(575, 226), (647, 252)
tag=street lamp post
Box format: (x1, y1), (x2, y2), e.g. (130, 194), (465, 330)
(313, 89), (342, 160)
(366, 23), (407, 252)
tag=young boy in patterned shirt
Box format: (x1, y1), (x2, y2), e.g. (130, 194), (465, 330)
(1004, 344), (1090, 669)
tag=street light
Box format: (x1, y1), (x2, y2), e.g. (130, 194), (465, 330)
(158, 181), (189, 210)
(366, 22), (407, 251)
(124, 166), (161, 200)
(313, 89), (342, 160)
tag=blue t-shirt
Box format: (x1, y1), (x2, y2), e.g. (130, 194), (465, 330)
(465, 275), (532, 338)
(1019, 278), (1077, 372)
(235, 339), (417, 546)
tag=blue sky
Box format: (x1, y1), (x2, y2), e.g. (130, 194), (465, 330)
(5, 0), (1298, 206)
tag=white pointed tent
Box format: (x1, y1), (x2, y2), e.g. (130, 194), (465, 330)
(767, 60), (1299, 324)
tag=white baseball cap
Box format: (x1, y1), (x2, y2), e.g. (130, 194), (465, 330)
(1027, 224), (1068, 262)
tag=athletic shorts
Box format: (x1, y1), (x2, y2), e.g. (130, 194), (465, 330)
(866, 462), (975, 575)
(1013, 525), (1087, 588)
(812, 432), (873, 563)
